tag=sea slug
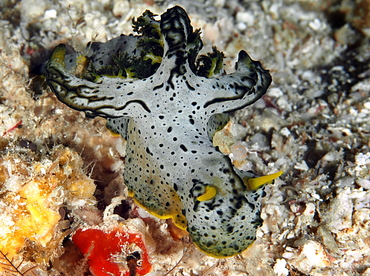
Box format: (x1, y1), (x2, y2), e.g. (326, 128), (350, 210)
(46, 6), (281, 257)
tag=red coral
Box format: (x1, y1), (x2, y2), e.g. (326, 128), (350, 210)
(72, 227), (151, 276)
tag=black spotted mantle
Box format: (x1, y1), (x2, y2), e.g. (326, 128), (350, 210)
(46, 6), (272, 257)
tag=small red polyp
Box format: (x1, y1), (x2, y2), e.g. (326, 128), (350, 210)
(72, 227), (151, 276)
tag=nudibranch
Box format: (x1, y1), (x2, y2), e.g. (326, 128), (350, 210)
(46, 6), (280, 257)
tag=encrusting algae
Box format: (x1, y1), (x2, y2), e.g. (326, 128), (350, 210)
(0, 145), (96, 267)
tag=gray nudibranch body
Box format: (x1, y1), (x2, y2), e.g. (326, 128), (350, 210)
(46, 6), (278, 257)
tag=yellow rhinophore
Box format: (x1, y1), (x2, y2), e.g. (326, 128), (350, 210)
(196, 186), (217, 202)
(246, 171), (284, 191)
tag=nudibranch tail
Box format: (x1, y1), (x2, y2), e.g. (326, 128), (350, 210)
(45, 5), (277, 258)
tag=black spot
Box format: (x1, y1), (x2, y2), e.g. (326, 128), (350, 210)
(223, 168), (231, 174)
(185, 80), (195, 91)
(180, 144), (188, 152)
(146, 147), (153, 156)
(153, 83), (164, 90)
(206, 241), (213, 247)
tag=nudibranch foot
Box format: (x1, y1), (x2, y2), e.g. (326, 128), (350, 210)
(46, 6), (277, 258)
